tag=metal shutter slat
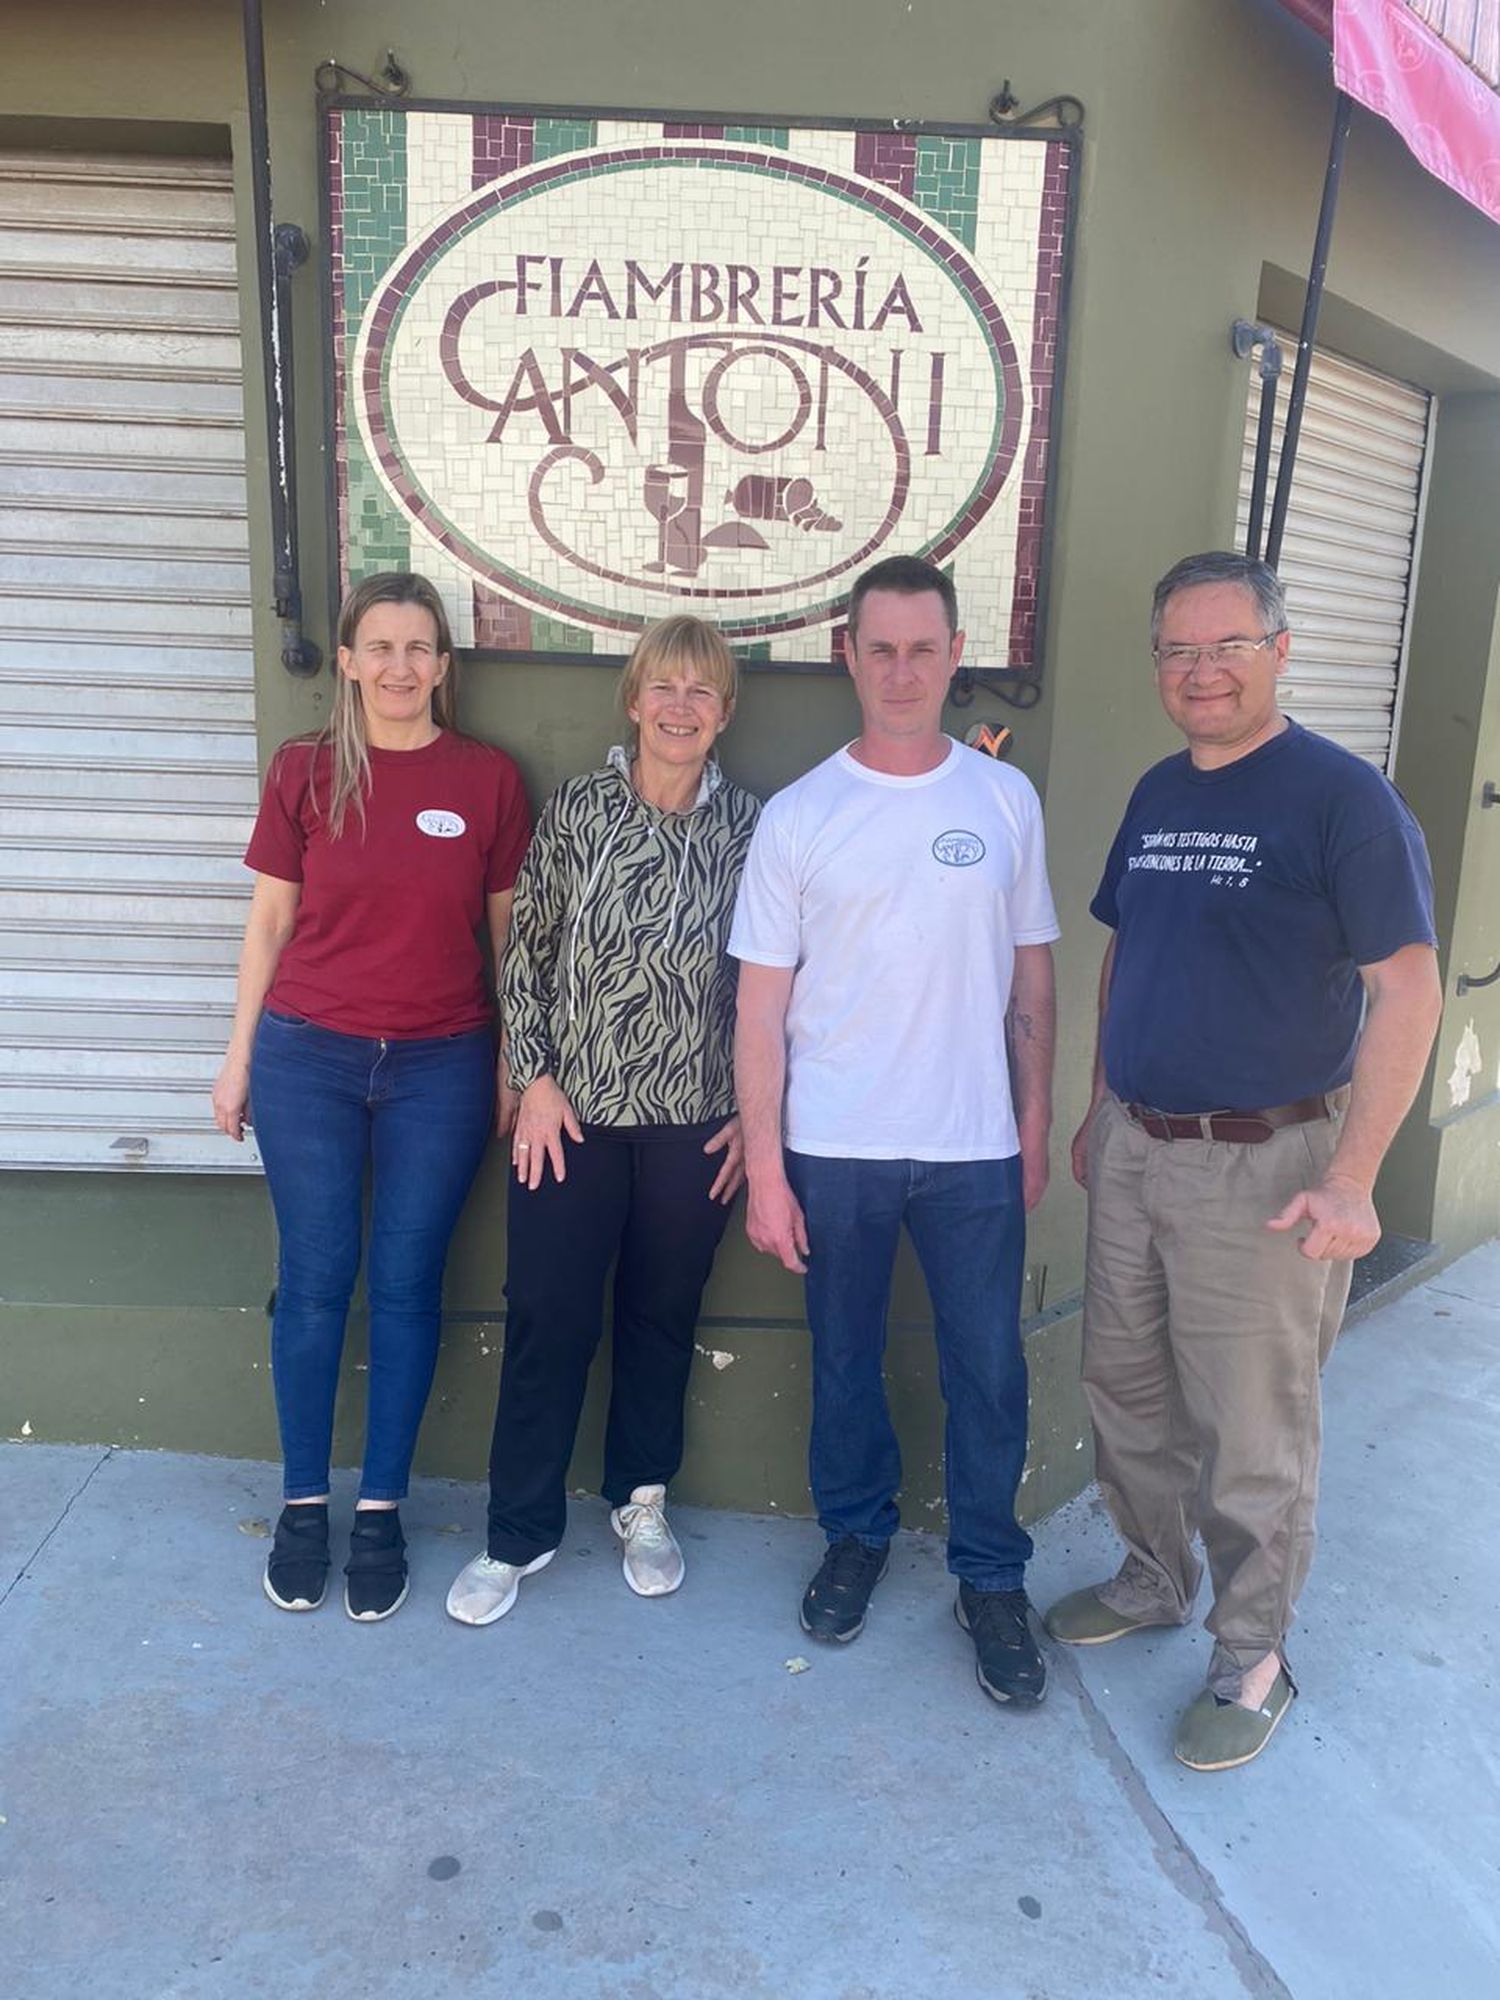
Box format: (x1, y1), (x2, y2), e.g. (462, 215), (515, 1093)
(0, 511), (250, 553)
(0, 887), (251, 927)
(0, 1131), (261, 1171)
(0, 373), (246, 422)
(0, 278), (241, 329)
(0, 924), (241, 968)
(0, 417), (247, 461)
(0, 554), (253, 599)
(0, 326), (245, 376)
(0, 968), (237, 1007)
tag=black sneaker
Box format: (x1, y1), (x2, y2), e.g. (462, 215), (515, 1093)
(956, 1583), (1047, 1706)
(799, 1535), (890, 1643)
(263, 1504), (330, 1612)
(344, 1508), (409, 1622)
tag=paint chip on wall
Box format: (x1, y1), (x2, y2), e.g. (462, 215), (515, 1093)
(1448, 1020), (1483, 1108)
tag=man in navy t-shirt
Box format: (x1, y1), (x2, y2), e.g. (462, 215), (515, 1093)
(1045, 551), (1441, 1772)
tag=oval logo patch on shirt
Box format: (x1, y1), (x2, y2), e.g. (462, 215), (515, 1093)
(416, 808), (467, 839)
(932, 829), (985, 868)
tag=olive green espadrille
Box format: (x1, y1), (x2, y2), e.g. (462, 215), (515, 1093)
(1173, 1668), (1296, 1771)
(1043, 1584), (1181, 1647)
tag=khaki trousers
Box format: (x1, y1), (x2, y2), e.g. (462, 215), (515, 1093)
(1082, 1095), (1352, 1699)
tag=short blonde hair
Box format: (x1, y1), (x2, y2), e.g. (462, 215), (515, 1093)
(620, 616), (738, 723)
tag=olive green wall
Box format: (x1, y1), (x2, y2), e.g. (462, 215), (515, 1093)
(1388, 399), (1500, 1252)
(3, 0), (1497, 1512)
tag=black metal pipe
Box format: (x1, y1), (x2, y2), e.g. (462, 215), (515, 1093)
(1265, 90), (1352, 572)
(1232, 321), (1284, 562)
(1248, 366), (1278, 561)
(242, 0), (320, 674)
(272, 219), (312, 639)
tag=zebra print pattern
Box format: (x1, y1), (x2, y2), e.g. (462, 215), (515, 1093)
(502, 753), (761, 1125)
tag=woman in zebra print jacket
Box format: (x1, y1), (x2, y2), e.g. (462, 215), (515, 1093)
(448, 616), (761, 1625)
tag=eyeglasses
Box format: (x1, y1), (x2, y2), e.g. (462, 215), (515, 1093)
(1152, 633), (1282, 675)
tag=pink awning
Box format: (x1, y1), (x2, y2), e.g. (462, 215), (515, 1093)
(1280, 0), (1500, 224)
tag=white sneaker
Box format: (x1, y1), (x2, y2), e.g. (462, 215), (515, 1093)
(445, 1547), (555, 1626)
(610, 1484), (685, 1597)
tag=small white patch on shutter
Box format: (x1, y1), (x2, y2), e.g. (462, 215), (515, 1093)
(1237, 335), (1433, 770)
(0, 153), (260, 1171)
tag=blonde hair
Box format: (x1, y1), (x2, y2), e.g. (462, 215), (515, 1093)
(619, 616), (738, 728)
(320, 572), (457, 836)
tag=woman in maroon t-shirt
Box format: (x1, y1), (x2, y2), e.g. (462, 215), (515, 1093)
(212, 572), (529, 1622)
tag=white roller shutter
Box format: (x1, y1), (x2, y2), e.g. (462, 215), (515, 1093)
(1235, 335), (1432, 768)
(0, 152), (261, 1172)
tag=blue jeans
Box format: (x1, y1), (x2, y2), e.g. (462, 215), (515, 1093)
(786, 1152), (1032, 1591)
(250, 1010), (494, 1502)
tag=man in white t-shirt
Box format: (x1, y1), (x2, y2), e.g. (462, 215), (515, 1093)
(730, 555), (1059, 1708)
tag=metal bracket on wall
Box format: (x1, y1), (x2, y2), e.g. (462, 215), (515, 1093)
(314, 52), (411, 101)
(1453, 784), (1499, 991)
(989, 82), (1085, 130)
(274, 223), (309, 284)
(951, 668), (1044, 712)
(892, 85), (1084, 132)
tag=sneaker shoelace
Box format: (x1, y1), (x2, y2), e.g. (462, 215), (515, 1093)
(618, 1501), (671, 1549)
(822, 1538), (880, 1590)
(967, 1590), (1031, 1647)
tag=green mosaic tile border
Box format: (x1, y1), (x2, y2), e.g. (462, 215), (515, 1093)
(913, 135), (980, 251)
(533, 117), (597, 161)
(340, 109), (411, 578)
(723, 126), (788, 148)
(532, 613), (595, 654)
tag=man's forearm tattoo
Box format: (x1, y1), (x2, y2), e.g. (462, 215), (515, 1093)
(1008, 1004), (1036, 1043)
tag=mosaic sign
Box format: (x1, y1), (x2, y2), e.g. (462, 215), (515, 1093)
(326, 109), (1074, 668)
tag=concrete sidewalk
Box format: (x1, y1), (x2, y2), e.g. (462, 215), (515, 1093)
(3, 1246), (1498, 2000)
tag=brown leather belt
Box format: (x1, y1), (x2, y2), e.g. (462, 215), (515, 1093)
(1121, 1094), (1336, 1145)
